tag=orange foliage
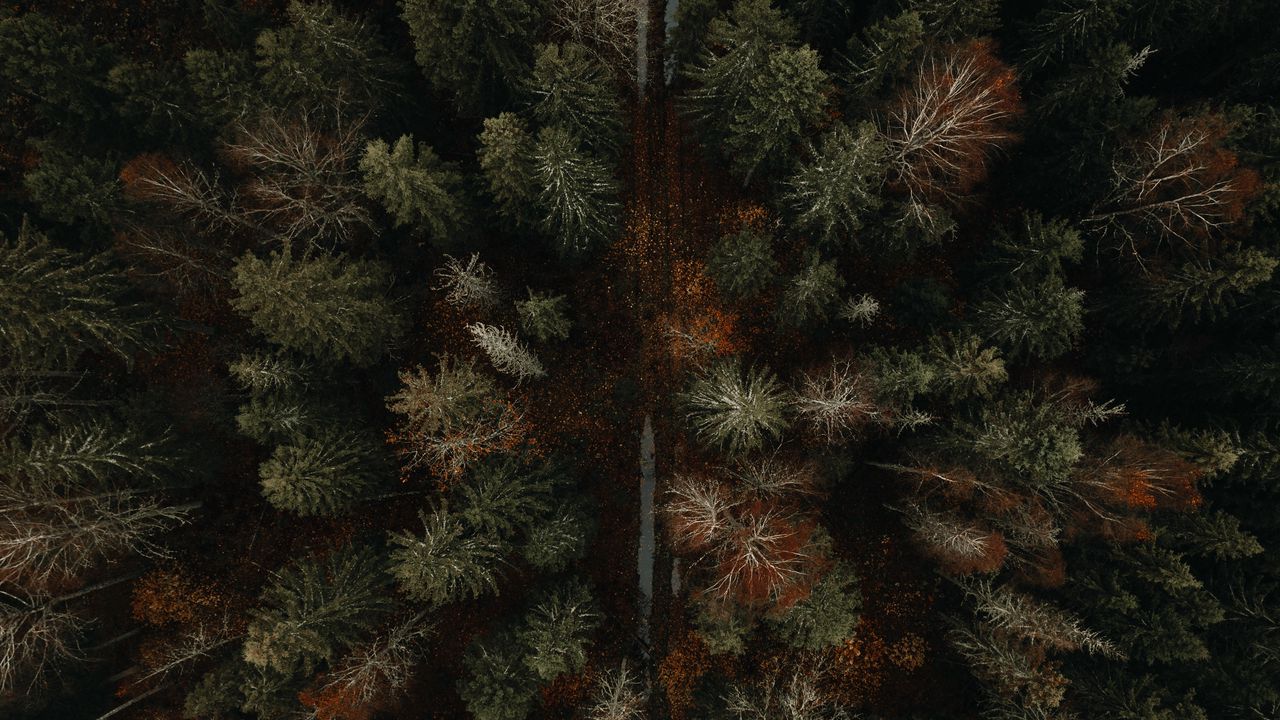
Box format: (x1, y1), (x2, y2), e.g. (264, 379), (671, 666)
(131, 568), (226, 627)
(299, 683), (376, 720)
(659, 630), (731, 720)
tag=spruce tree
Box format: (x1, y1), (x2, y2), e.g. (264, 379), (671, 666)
(766, 561), (862, 650)
(532, 126), (620, 255)
(681, 359), (790, 455)
(388, 508), (503, 607)
(478, 112), (537, 225)
(785, 122), (887, 245)
(517, 581), (600, 681)
(258, 428), (387, 517)
(777, 250), (845, 327)
(529, 42), (623, 155)
(231, 249), (405, 367)
(459, 631), (539, 720)
(453, 458), (558, 540)
(22, 145), (120, 226)
(516, 290), (572, 342)
(360, 135), (468, 244)
(706, 228), (777, 301)
(971, 275), (1084, 361)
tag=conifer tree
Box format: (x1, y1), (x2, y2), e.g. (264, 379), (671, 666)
(845, 11), (924, 107)
(453, 458), (558, 540)
(242, 544), (391, 676)
(706, 228), (777, 301)
(532, 126), (620, 254)
(682, 359), (791, 455)
(529, 43), (623, 155)
(766, 561), (862, 650)
(22, 145), (120, 227)
(516, 290), (572, 342)
(785, 122), (887, 245)
(231, 249), (405, 366)
(360, 134), (468, 244)
(971, 275), (1084, 360)
(467, 323), (547, 382)
(777, 250), (845, 327)
(517, 581), (600, 681)
(521, 506), (590, 572)
(0, 11), (114, 128)
(478, 112), (537, 224)
(258, 428), (388, 517)
(459, 631), (539, 720)
(1119, 246), (1277, 328)
(387, 508), (503, 607)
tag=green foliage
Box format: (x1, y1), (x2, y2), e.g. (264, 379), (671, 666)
(905, 0), (1001, 41)
(982, 213), (1084, 281)
(521, 506), (590, 572)
(255, 0), (400, 113)
(777, 250), (845, 327)
(387, 355), (502, 437)
(459, 632), (539, 720)
(401, 0), (545, 114)
(927, 333), (1008, 401)
(243, 544), (391, 676)
(0, 220), (152, 368)
(107, 60), (196, 142)
(2, 419), (175, 488)
(707, 228), (777, 300)
(258, 428), (387, 516)
(767, 561), (862, 650)
(516, 290), (572, 342)
(453, 458), (559, 540)
(692, 601), (753, 655)
(182, 49), (258, 128)
(517, 581), (600, 681)
(23, 144), (120, 226)
(845, 11), (924, 107)
(972, 275), (1085, 361)
(388, 508), (503, 607)
(0, 11), (113, 127)
(228, 352), (310, 395)
(478, 112), (537, 224)
(529, 43), (623, 155)
(235, 393), (334, 445)
(360, 135), (468, 244)
(1158, 510), (1263, 561)
(682, 359), (791, 455)
(532, 125), (620, 255)
(949, 390), (1087, 489)
(667, 0), (722, 74)
(723, 44), (828, 183)
(785, 122), (887, 245)
(230, 249), (405, 366)
(1119, 247), (1277, 329)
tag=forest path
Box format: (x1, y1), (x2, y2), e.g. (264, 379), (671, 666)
(637, 414), (656, 645)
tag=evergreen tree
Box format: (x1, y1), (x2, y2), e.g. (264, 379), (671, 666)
(360, 135), (468, 245)
(22, 144), (120, 226)
(231, 249), (405, 367)
(182, 48), (258, 128)
(529, 42), (623, 155)
(844, 11), (924, 107)
(926, 333), (1008, 401)
(706, 228), (777, 301)
(982, 212), (1084, 281)
(258, 428), (388, 517)
(459, 631), (539, 720)
(478, 112), (537, 225)
(777, 249), (845, 327)
(0, 220), (151, 368)
(971, 275), (1085, 360)
(0, 11), (113, 128)
(516, 290), (572, 342)
(388, 508), (503, 607)
(681, 359), (791, 455)
(766, 561), (862, 650)
(453, 458), (558, 540)
(785, 122), (887, 245)
(401, 0), (546, 114)
(532, 125), (620, 255)
(1118, 246), (1277, 328)
(521, 506), (590, 572)
(517, 581), (600, 681)
(243, 544), (392, 676)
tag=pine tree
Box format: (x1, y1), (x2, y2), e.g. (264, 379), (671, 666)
(478, 112), (537, 224)
(258, 428), (388, 517)
(0, 11), (114, 128)
(785, 122), (887, 245)
(182, 48), (258, 129)
(453, 458), (558, 540)
(107, 59), (198, 143)
(228, 352), (310, 395)
(982, 212), (1084, 281)
(529, 42), (623, 155)
(532, 125), (620, 255)
(845, 10), (925, 107)
(517, 581), (600, 681)
(927, 333), (1008, 401)
(243, 544), (391, 677)
(231, 249), (405, 366)
(706, 228), (777, 301)
(401, 0), (546, 114)
(521, 506), (590, 572)
(467, 323), (546, 382)
(723, 44), (828, 183)
(971, 275), (1084, 360)
(235, 392), (334, 445)
(681, 359), (791, 455)
(255, 0), (401, 114)
(777, 250), (845, 327)
(22, 144), (120, 226)
(387, 508), (503, 607)
(0, 220), (152, 368)
(516, 290), (572, 342)
(766, 561), (862, 650)
(459, 631), (539, 720)
(360, 135), (468, 244)
(1159, 510), (1263, 561)
(1119, 246), (1277, 328)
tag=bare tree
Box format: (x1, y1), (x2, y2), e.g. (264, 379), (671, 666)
(139, 616), (241, 682)
(960, 578), (1119, 657)
(318, 613), (433, 706)
(467, 323), (546, 382)
(837, 294), (880, 327)
(587, 660), (648, 720)
(883, 41), (1020, 216)
(119, 154), (246, 231)
(549, 0), (638, 74)
(0, 590), (86, 694)
(1085, 114), (1259, 263)
(434, 254), (499, 309)
(793, 359), (885, 442)
(723, 663), (849, 720)
(903, 505), (1007, 575)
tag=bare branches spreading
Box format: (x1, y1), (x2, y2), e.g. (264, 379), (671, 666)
(467, 323), (546, 382)
(587, 660), (648, 720)
(549, 0), (638, 73)
(434, 254), (500, 310)
(317, 614), (433, 707)
(1086, 114), (1259, 262)
(0, 592), (86, 694)
(883, 41), (1020, 213)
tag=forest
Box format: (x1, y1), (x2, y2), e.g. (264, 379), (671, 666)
(2, 0), (1280, 718)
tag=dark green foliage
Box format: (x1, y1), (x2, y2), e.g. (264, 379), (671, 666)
(767, 561), (861, 650)
(777, 249), (845, 327)
(234, 393), (333, 445)
(906, 0), (1001, 41)
(707, 228), (777, 300)
(681, 359), (791, 455)
(0, 220), (152, 368)
(230, 250), (405, 366)
(479, 112), (538, 224)
(182, 49), (258, 128)
(0, 11), (113, 128)
(22, 145), (119, 227)
(845, 11), (924, 107)
(388, 508), (503, 606)
(516, 290), (572, 342)
(693, 601), (753, 655)
(971, 275), (1085, 360)
(532, 126), (620, 255)
(258, 428), (388, 516)
(1116, 247), (1277, 329)
(1159, 511), (1263, 561)
(243, 544), (392, 676)
(521, 506), (590, 572)
(927, 333), (1008, 401)
(785, 122), (887, 245)
(107, 60), (197, 142)
(529, 43), (623, 155)
(459, 632), (539, 720)
(360, 135), (468, 244)
(668, 0), (722, 75)
(401, 0), (546, 114)
(982, 213), (1084, 281)
(517, 580), (599, 680)
(453, 458), (559, 540)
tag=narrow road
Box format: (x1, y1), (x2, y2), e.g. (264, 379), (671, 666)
(637, 414), (656, 645)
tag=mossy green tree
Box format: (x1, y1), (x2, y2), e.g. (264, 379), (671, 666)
(516, 290), (572, 342)
(517, 581), (600, 681)
(767, 561), (862, 650)
(785, 122), (887, 245)
(532, 126), (620, 255)
(360, 134), (468, 245)
(258, 428), (389, 517)
(777, 250), (845, 327)
(707, 228), (776, 301)
(388, 508), (503, 607)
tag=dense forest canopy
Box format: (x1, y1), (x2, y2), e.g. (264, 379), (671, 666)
(2, 0), (1280, 719)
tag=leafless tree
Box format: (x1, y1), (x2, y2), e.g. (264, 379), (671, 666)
(120, 154), (247, 231)
(0, 590), (86, 694)
(728, 454), (821, 501)
(883, 41), (1020, 213)
(723, 663), (849, 720)
(434, 254), (500, 309)
(550, 0), (638, 74)
(139, 616), (241, 682)
(1085, 114), (1258, 263)
(224, 106), (372, 249)
(467, 323), (546, 382)
(587, 659), (648, 720)
(793, 359), (885, 442)
(664, 474), (735, 552)
(837, 294), (880, 327)
(318, 613), (433, 706)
